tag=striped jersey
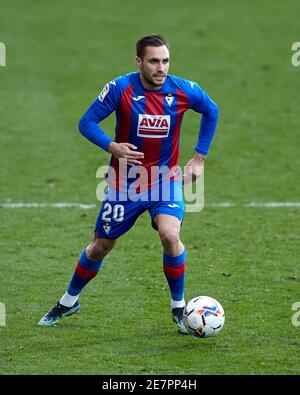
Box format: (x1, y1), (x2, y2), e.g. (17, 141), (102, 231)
(78, 71), (218, 189)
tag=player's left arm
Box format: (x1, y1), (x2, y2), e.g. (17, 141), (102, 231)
(184, 82), (219, 184)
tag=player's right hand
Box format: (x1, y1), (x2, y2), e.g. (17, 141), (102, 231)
(108, 142), (144, 165)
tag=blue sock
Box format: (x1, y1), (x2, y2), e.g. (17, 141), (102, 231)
(67, 249), (104, 296)
(163, 249), (186, 301)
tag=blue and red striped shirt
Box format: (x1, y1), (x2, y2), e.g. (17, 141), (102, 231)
(78, 72), (218, 189)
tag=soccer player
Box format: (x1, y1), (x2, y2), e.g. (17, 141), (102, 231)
(38, 34), (219, 334)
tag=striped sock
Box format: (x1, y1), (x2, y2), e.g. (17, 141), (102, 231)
(163, 248), (186, 302)
(67, 249), (104, 296)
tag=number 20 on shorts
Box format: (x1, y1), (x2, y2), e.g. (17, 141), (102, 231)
(101, 203), (125, 222)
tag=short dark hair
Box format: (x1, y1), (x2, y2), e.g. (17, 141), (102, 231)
(136, 34), (169, 59)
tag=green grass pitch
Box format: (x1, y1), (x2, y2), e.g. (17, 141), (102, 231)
(0, 0), (299, 374)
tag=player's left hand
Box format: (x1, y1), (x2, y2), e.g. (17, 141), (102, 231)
(183, 153), (205, 184)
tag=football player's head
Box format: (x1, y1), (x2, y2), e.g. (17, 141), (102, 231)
(136, 34), (169, 89)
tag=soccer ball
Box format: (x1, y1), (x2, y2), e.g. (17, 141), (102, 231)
(183, 296), (225, 337)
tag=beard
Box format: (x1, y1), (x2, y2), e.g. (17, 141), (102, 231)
(141, 68), (166, 88)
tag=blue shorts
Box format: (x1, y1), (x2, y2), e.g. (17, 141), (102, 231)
(95, 180), (184, 239)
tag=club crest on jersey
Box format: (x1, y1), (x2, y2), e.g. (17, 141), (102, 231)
(98, 83), (109, 102)
(165, 95), (174, 106)
(137, 114), (170, 138)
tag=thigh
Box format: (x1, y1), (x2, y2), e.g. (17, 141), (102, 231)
(153, 213), (182, 235)
(148, 180), (184, 231)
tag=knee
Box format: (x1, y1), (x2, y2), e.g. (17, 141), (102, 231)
(159, 228), (180, 248)
(86, 238), (115, 260)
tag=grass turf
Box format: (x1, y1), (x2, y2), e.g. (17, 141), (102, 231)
(0, 0), (299, 375)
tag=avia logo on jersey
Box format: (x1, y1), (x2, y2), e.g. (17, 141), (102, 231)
(137, 114), (170, 138)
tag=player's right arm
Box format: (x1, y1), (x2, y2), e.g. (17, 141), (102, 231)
(78, 79), (143, 164)
(78, 81), (116, 151)
(107, 142), (144, 165)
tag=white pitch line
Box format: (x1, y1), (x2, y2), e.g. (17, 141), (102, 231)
(0, 202), (97, 209)
(208, 202), (236, 208)
(245, 202), (300, 208)
(209, 202), (300, 208)
(1, 202), (300, 209)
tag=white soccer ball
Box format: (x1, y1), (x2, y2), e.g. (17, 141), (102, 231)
(183, 296), (225, 337)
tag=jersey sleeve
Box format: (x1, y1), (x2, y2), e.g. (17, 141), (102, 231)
(187, 82), (219, 156)
(78, 80), (121, 151)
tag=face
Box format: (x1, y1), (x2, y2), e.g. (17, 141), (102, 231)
(136, 45), (169, 90)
